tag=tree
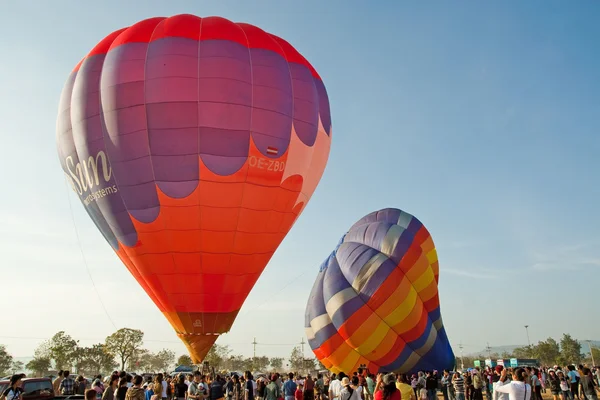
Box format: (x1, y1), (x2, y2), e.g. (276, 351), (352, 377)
(534, 338), (561, 366)
(177, 355), (193, 367)
(252, 356), (270, 372)
(512, 346), (531, 358)
(128, 349), (151, 372)
(204, 345), (231, 371)
(560, 334), (583, 364)
(11, 361), (24, 373)
(269, 357), (284, 371)
(224, 354), (250, 372)
(501, 351), (513, 358)
(289, 347), (305, 372)
(48, 331), (79, 370)
(0, 345), (14, 376)
(153, 349), (175, 372)
(26, 357), (52, 377)
(78, 344), (117, 375)
(105, 328), (144, 370)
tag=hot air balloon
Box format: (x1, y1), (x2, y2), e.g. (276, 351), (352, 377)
(305, 208), (454, 374)
(56, 14), (332, 363)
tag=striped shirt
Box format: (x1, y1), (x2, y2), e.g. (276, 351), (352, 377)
(453, 377), (465, 394)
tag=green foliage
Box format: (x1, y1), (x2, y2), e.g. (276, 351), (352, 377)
(269, 357), (284, 371)
(289, 347), (305, 372)
(77, 344), (117, 375)
(560, 334), (582, 364)
(204, 344), (231, 371)
(0, 345), (14, 375)
(105, 328), (144, 370)
(26, 357), (52, 376)
(11, 361), (24, 373)
(48, 331), (79, 370)
(252, 356), (270, 371)
(177, 355), (193, 367)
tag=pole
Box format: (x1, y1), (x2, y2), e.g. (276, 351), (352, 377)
(301, 338), (306, 355)
(588, 341), (596, 366)
(459, 343), (465, 370)
(252, 337), (257, 358)
(524, 325), (531, 356)
(486, 343), (492, 360)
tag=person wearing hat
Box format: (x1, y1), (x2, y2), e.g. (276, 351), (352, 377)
(340, 378), (357, 400)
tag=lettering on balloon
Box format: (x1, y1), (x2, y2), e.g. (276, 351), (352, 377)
(65, 150), (119, 205)
(248, 155), (285, 172)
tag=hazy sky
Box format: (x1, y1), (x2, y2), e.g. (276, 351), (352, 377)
(1, 0), (599, 361)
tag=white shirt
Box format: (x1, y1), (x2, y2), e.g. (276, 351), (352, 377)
(494, 381), (531, 400)
(162, 381), (168, 398)
(329, 380), (342, 400)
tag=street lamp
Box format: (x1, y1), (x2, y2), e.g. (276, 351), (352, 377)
(524, 325), (531, 357)
(588, 341), (596, 366)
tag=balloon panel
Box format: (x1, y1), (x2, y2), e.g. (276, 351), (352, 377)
(57, 14), (332, 362)
(305, 209), (454, 374)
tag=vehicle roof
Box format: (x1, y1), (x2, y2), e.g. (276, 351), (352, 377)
(0, 378), (51, 384)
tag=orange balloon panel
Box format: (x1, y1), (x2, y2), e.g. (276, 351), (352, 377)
(56, 14), (332, 362)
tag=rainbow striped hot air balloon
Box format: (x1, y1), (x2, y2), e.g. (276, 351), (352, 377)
(305, 208), (455, 374)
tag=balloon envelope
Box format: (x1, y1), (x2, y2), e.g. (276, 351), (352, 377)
(56, 14), (332, 362)
(305, 208), (454, 374)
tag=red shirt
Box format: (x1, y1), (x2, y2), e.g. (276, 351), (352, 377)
(295, 389), (303, 400)
(375, 389), (401, 400)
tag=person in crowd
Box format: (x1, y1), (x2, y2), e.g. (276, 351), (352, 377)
(284, 373), (299, 400)
(579, 368), (597, 400)
(396, 374), (415, 400)
(426, 371), (438, 400)
(558, 371), (572, 400)
(453, 372), (466, 400)
(3, 375), (24, 400)
(87, 390), (99, 400)
(60, 371), (76, 396)
(567, 367), (580, 400)
(93, 376), (105, 400)
(354, 376), (365, 400)
(329, 374), (342, 400)
(116, 378), (129, 400)
(547, 370), (562, 400)
(77, 376), (88, 395)
(174, 374), (188, 400)
(295, 384), (304, 400)
(472, 370), (484, 400)
(494, 368), (531, 400)
(53, 371), (64, 394)
(441, 371), (451, 400)
(374, 374), (400, 400)
(365, 374), (374, 400)
(125, 376), (145, 400)
(315, 374), (325, 400)
(530, 368), (542, 400)
(265, 374), (281, 400)
(102, 375), (119, 400)
(339, 378), (357, 400)
(210, 375), (225, 400)
(304, 375), (315, 400)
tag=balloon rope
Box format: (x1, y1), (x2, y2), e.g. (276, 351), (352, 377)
(63, 177), (118, 331)
(241, 269), (307, 315)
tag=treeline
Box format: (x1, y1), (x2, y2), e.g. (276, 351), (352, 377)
(462, 334), (598, 367)
(200, 344), (322, 373)
(1, 329), (322, 377)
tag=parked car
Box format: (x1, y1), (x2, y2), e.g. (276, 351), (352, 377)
(0, 377), (87, 400)
(0, 378), (54, 400)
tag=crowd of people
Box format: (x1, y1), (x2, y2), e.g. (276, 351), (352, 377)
(3, 363), (600, 400)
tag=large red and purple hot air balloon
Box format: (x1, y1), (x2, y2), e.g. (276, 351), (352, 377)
(305, 209), (454, 374)
(56, 14), (332, 362)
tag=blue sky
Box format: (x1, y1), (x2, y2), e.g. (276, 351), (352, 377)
(1, 0), (599, 361)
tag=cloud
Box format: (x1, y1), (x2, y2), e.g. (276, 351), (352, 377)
(444, 267), (498, 279)
(528, 238), (600, 272)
